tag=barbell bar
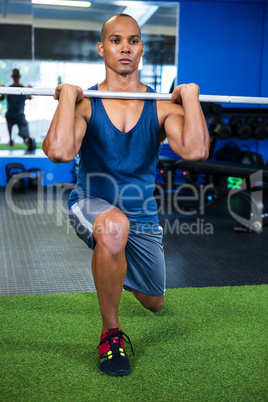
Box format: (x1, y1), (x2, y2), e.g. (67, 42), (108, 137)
(0, 86), (268, 104)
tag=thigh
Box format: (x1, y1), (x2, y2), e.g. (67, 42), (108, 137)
(68, 197), (117, 249)
(124, 227), (166, 297)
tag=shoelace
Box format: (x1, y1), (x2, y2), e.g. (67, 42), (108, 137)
(97, 330), (135, 356)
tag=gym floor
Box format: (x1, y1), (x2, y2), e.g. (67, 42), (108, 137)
(1, 187), (267, 297)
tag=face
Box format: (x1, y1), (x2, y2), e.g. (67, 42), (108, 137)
(97, 16), (144, 76)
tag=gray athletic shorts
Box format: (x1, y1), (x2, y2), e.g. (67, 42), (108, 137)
(69, 198), (166, 297)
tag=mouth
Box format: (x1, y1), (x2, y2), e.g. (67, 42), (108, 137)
(119, 58), (132, 64)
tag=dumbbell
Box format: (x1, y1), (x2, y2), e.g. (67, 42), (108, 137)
(246, 117), (268, 139)
(229, 116), (252, 139)
(202, 103), (222, 115)
(5, 163), (26, 192)
(208, 115), (231, 139)
(27, 168), (43, 189)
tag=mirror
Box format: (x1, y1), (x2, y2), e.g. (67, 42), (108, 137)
(0, 1), (34, 145)
(0, 1), (178, 147)
(31, 1), (178, 144)
(32, 1), (178, 88)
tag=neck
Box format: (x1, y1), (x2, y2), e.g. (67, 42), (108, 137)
(99, 69), (146, 93)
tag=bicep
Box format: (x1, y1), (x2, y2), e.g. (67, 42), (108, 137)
(163, 113), (184, 156)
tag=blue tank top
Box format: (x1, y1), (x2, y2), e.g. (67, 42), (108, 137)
(68, 84), (162, 229)
(5, 85), (27, 123)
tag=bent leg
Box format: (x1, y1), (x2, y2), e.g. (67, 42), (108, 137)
(91, 208), (130, 334)
(132, 289), (164, 312)
(124, 226), (166, 312)
(18, 121), (30, 141)
(69, 199), (132, 377)
(18, 122), (36, 151)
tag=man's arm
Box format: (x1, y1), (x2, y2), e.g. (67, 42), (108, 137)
(163, 83), (210, 161)
(42, 84), (90, 163)
(26, 85), (32, 100)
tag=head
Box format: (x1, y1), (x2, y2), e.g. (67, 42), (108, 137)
(98, 14), (144, 76)
(11, 69), (21, 81)
(100, 13), (141, 43)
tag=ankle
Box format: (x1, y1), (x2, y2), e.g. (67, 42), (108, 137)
(102, 323), (121, 335)
(101, 327), (120, 338)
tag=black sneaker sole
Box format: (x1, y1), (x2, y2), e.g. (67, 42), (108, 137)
(99, 363), (131, 377)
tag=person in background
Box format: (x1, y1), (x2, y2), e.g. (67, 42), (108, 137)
(0, 68), (36, 151)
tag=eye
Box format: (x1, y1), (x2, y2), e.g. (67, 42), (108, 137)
(130, 39), (138, 44)
(112, 38), (120, 44)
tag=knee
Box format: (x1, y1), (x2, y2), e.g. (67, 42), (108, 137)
(136, 294), (164, 313)
(94, 210), (129, 255)
(146, 298), (164, 313)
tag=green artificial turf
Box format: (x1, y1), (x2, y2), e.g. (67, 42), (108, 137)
(0, 286), (267, 401)
(0, 142), (42, 150)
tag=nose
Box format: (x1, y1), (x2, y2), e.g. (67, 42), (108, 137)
(121, 40), (130, 53)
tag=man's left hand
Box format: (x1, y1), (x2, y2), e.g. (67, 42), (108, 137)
(172, 83), (200, 105)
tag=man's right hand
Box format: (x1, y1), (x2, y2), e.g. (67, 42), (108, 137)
(53, 84), (84, 104)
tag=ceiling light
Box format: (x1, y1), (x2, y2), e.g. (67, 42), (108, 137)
(114, 1), (144, 5)
(32, 0), (91, 8)
(122, 4), (159, 27)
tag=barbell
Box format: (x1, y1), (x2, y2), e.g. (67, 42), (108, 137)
(0, 86), (268, 104)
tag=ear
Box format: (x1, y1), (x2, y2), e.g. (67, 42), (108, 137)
(141, 42), (145, 58)
(97, 42), (104, 58)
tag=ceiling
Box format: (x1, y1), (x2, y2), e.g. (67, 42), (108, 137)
(0, 0), (178, 35)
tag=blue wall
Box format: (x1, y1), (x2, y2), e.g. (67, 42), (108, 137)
(166, 0), (268, 163)
(177, 0), (267, 97)
(261, 3), (268, 97)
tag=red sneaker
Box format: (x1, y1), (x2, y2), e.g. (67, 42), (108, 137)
(98, 328), (133, 376)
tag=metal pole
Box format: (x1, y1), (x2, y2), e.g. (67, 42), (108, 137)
(0, 87), (268, 104)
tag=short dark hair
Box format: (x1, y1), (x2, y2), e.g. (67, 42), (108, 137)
(100, 13), (141, 42)
(11, 68), (21, 78)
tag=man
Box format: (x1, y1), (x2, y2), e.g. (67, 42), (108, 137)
(43, 14), (210, 377)
(0, 68), (36, 151)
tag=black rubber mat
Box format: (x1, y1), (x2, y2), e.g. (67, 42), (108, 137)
(0, 188), (96, 297)
(0, 187), (267, 297)
(160, 195), (268, 288)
